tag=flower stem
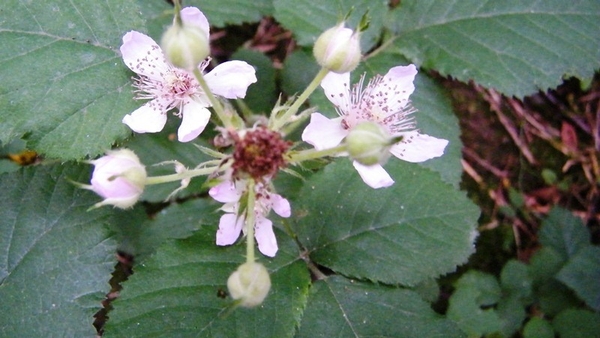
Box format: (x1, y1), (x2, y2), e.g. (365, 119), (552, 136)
(144, 166), (220, 185)
(245, 180), (256, 263)
(287, 144), (347, 163)
(192, 68), (234, 129)
(271, 67), (330, 130)
(172, 0), (183, 26)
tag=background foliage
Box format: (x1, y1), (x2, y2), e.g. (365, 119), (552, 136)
(1, 0), (599, 337)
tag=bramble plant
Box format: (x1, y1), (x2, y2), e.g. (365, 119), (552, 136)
(1, 1), (599, 337)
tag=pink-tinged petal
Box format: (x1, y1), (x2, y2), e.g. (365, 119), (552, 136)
(321, 71), (350, 113)
(352, 161), (394, 189)
(180, 7), (210, 36)
(302, 113), (348, 150)
(178, 100), (211, 142)
(205, 61), (257, 99)
(120, 31), (169, 81)
(271, 194), (291, 218)
(209, 180), (242, 203)
(216, 213), (244, 246)
(377, 64), (418, 111)
(255, 217), (278, 257)
(122, 99), (168, 133)
(389, 131), (448, 163)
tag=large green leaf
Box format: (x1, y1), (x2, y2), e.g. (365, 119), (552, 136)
(104, 226), (310, 337)
(109, 198), (221, 263)
(292, 160), (479, 286)
(552, 308), (600, 338)
(296, 276), (463, 338)
(387, 0), (600, 98)
(0, 164), (117, 337)
(0, 0), (145, 159)
(273, 0), (387, 52)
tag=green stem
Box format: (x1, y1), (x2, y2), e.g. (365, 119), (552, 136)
(271, 67), (330, 130)
(144, 166), (220, 185)
(192, 68), (234, 129)
(245, 180), (256, 263)
(287, 144), (347, 163)
(172, 0), (182, 26)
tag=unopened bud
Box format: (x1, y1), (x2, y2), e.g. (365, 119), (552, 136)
(227, 262), (271, 307)
(89, 149), (146, 209)
(161, 10), (210, 70)
(346, 122), (396, 166)
(313, 22), (361, 73)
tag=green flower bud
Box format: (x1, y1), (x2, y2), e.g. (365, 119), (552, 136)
(161, 21), (209, 71)
(227, 262), (271, 308)
(313, 22), (361, 74)
(346, 122), (395, 166)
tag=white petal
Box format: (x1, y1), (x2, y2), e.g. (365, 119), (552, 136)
(216, 213), (244, 246)
(321, 71), (350, 113)
(178, 100), (211, 142)
(352, 161), (394, 189)
(301, 113), (348, 150)
(205, 61), (257, 99)
(209, 180), (242, 203)
(377, 64), (418, 111)
(255, 217), (278, 257)
(120, 31), (169, 81)
(271, 194), (291, 218)
(180, 7), (210, 36)
(389, 131), (449, 163)
(122, 99), (168, 133)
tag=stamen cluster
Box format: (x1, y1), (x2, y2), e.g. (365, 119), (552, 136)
(231, 127), (291, 180)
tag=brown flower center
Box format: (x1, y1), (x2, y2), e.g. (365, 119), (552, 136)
(232, 127), (291, 180)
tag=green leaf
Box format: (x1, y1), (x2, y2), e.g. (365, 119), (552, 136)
(523, 318), (554, 338)
(539, 207), (590, 259)
(556, 246), (600, 311)
(103, 226), (310, 337)
(273, 0), (387, 51)
(0, 164), (117, 337)
(296, 276), (463, 338)
(0, 0), (145, 159)
(109, 198), (221, 263)
(500, 260), (532, 301)
(447, 271), (502, 337)
(386, 0), (600, 98)
(187, 0), (274, 26)
(552, 308), (600, 338)
(293, 160), (479, 286)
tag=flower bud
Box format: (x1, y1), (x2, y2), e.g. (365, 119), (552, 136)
(227, 262), (271, 307)
(346, 122), (394, 166)
(313, 22), (361, 73)
(161, 19), (209, 71)
(90, 149), (146, 209)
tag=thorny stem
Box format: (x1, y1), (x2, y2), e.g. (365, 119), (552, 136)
(271, 67), (330, 130)
(192, 68), (235, 129)
(287, 144), (347, 163)
(245, 180), (257, 263)
(144, 166), (221, 185)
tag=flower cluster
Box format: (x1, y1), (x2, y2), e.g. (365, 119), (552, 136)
(84, 3), (449, 308)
